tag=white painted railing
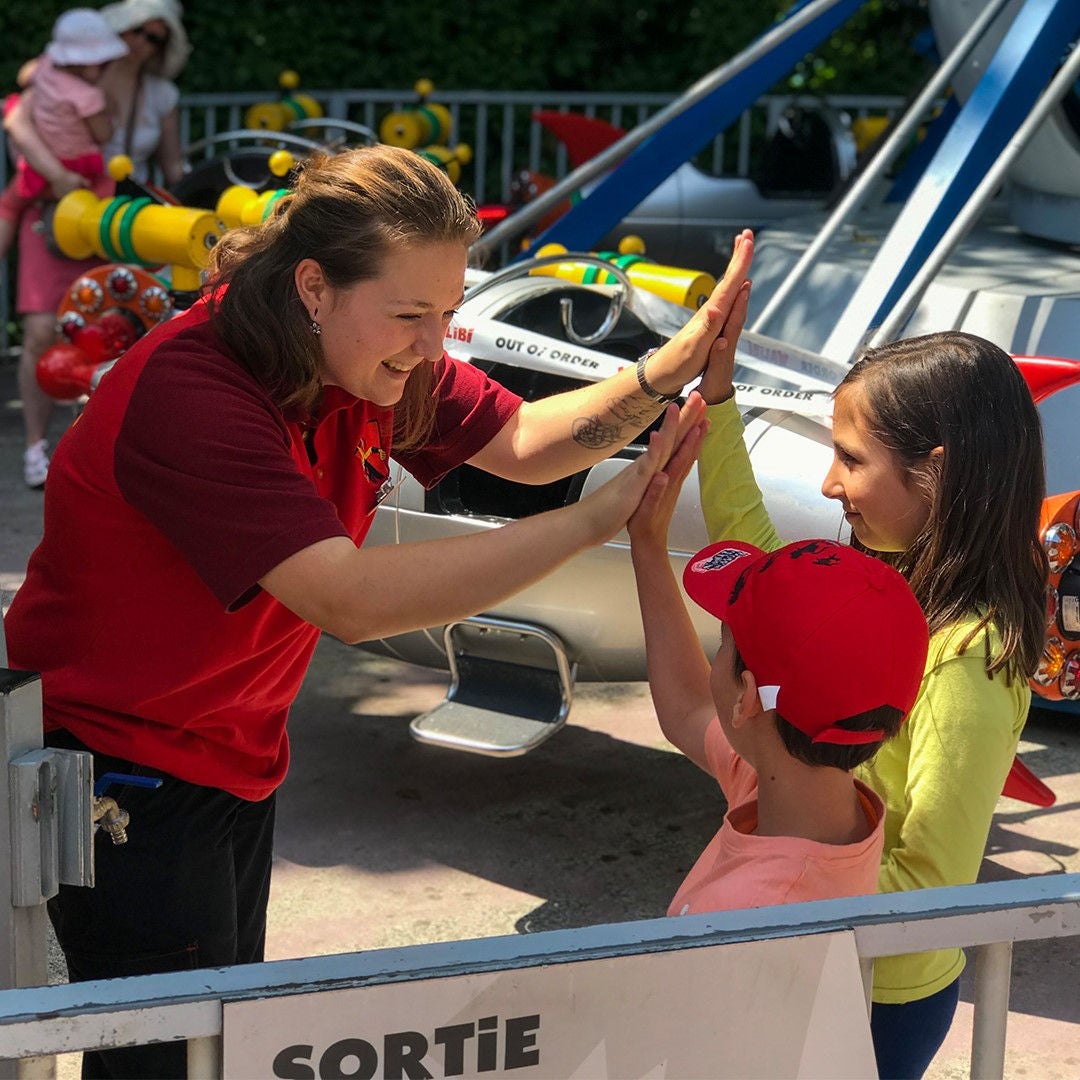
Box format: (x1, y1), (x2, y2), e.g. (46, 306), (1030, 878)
(175, 88), (908, 203)
(0, 873), (1075, 1078)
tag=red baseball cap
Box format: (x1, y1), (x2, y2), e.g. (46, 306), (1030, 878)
(682, 539), (929, 744)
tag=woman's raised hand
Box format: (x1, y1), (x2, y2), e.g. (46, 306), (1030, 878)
(636, 229), (754, 401)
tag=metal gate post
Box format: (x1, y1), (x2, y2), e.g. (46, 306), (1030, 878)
(971, 939), (1012, 1080)
(0, 667), (48, 994)
(0, 664), (52, 1080)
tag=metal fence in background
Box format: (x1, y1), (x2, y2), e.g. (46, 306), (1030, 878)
(0, 88), (908, 356)
(177, 87), (908, 203)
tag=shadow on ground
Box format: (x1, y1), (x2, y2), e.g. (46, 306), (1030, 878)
(278, 637), (727, 931)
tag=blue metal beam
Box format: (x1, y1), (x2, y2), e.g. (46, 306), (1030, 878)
(885, 94), (961, 204)
(823, 0), (1080, 361)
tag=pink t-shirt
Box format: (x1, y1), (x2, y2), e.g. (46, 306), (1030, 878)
(668, 719), (886, 917)
(30, 55), (105, 158)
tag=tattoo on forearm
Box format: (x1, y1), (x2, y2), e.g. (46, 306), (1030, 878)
(611, 396), (658, 426)
(571, 394), (662, 449)
(573, 415), (622, 448)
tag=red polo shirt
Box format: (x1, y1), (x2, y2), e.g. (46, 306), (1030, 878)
(6, 298), (522, 799)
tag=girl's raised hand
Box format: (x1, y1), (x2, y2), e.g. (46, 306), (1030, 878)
(697, 277), (751, 405)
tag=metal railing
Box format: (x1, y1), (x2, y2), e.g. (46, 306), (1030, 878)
(0, 88), (907, 357)
(0, 873), (1074, 1077)
(176, 88), (908, 203)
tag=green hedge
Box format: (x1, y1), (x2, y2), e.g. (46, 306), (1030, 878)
(1, 0), (931, 99)
(0, 0), (932, 352)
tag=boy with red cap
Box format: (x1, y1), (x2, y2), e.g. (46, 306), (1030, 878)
(630, 520), (929, 915)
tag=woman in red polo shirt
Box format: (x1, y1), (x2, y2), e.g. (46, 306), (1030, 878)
(5, 145), (753, 1078)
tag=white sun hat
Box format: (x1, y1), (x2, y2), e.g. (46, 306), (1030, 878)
(46, 8), (129, 67)
(100, 0), (192, 80)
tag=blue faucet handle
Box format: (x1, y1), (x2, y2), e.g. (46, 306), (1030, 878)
(94, 772), (164, 797)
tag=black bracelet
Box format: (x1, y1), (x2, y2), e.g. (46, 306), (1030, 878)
(635, 348), (680, 404)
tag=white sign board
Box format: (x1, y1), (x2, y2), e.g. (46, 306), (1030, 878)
(223, 930), (876, 1079)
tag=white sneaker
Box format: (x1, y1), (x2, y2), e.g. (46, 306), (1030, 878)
(23, 439), (49, 490)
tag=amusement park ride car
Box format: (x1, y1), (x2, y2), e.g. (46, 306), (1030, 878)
(33, 0), (1080, 809)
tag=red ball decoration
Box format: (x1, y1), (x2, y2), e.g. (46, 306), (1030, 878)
(36, 343), (96, 401)
(71, 323), (114, 365)
(96, 310), (141, 353)
(59, 312), (86, 340)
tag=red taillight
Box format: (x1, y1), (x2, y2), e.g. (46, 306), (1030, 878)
(475, 204), (511, 230)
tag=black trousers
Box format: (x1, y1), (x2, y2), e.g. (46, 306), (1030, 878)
(45, 730), (276, 1079)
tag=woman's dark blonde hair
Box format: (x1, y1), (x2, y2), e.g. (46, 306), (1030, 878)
(206, 145), (483, 450)
(837, 331), (1048, 682)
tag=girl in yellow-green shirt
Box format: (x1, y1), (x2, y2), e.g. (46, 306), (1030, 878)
(696, 267), (1047, 1079)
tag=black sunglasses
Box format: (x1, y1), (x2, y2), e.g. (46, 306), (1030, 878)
(135, 26), (169, 47)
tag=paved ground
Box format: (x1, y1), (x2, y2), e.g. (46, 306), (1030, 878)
(1, 358), (1078, 1077)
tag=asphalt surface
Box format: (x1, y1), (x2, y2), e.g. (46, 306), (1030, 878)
(1, 357), (1078, 1077)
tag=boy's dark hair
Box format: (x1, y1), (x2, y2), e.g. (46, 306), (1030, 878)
(731, 646), (902, 770)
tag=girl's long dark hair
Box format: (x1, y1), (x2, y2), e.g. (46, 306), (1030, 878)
(205, 145), (483, 450)
(839, 331), (1048, 682)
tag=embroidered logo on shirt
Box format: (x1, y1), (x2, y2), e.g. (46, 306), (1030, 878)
(354, 426), (389, 487)
(355, 417), (401, 514)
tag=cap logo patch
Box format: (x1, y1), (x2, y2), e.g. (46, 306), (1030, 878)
(693, 547), (750, 575)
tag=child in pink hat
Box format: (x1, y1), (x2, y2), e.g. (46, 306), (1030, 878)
(0, 8), (128, 259)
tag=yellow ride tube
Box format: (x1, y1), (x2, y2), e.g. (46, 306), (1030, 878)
(214, 151), (294, 229)
(529, 240), (717, 311)
(52, 189), (222, 293)
(379, 78), (453, 149)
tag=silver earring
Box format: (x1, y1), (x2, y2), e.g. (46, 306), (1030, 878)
(310, 319), (322, 337)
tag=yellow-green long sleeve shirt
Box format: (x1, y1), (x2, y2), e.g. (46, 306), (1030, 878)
(698, 398), (1029, 1003)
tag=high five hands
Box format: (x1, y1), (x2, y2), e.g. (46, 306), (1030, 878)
(568, 230), (755, 547)
(576, 393), (705, 544)
(636, 229), (755, 403)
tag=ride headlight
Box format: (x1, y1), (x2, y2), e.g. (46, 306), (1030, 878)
(1060, 650), (1080, 701)
(1035, 637), (1066, 685)
(1043, 521), (1077, 573)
